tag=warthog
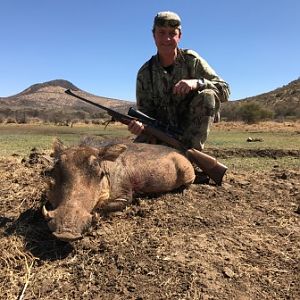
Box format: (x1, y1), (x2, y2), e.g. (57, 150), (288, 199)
(42, 139), (195, 242)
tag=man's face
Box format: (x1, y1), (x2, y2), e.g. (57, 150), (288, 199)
(153, 26), (181, 55)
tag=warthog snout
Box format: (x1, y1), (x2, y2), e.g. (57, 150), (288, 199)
(42, 203), (92, 242)
(52, 231), (83, 242)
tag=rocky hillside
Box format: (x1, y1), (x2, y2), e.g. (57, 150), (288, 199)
(1, 78), (299, 124)
(0, 80), (134, 123)
(222, 79), (300, 121)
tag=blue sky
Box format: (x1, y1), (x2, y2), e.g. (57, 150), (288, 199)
(0, 0), (299, 101)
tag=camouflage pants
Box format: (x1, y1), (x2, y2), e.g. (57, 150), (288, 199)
(181, 89), (218, 151)
(135, 89), (219, 151)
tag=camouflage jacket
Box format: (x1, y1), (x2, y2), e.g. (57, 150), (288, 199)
(136, 49), (230, 129)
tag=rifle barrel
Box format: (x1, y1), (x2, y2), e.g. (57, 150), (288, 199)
(65, 89), (135, 124)
(65, 89), (227, 185)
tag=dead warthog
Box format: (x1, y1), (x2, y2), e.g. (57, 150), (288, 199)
(42, 139), (195, 241)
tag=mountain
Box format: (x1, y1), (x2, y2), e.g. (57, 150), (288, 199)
(0, 79), (134, 123)
(1, 78), (299, 124)
(222, 78), (300, 120)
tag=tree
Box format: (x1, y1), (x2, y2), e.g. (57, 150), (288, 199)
(238, 102), (273, 124)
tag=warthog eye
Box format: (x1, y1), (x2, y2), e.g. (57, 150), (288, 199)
(88, 155), (101, 174)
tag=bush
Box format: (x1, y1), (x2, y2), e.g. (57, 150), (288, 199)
(91, 119), (102, 125)
(28, 117), (42, 124)
(238, 102), (274, 124)
(5, 117), (16, 124)
(15, 110), (27, 124)
(274, 101), (300, 119)
(221, 105), (240, 121)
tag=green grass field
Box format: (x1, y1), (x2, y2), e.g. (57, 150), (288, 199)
(208, 128), (300, 170)
(0, 123), (299, 171)
(207, 130), (300, 150)
(0, 124), (131, 156)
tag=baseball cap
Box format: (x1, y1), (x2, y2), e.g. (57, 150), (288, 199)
(153, 11), (182, 29)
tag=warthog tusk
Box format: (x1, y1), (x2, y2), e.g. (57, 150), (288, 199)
(42, 205), (54, 220)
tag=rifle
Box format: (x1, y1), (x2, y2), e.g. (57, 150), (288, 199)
(65, 89), (227, 185)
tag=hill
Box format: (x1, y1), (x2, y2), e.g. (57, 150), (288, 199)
(0, 79), (134, 124)
(222, 78), (300, 121)
(1, 78), (299, 124)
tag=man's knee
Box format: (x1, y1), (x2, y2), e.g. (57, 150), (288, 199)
(190, 90), (216, 117)
(182, 90), (217, 150)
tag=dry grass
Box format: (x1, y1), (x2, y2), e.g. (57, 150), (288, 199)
(0, 123), (299, 299)
(214, 120), (300, 132)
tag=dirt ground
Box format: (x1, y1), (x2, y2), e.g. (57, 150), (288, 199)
(0, 146), (299, 300)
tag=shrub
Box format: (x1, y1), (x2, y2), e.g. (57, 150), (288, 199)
(15, 110), (27, 124)
(220, 105), (240, 121)
(238, 102), (274, 124)
(5, 117), (16, 124)
(28, 117), (42, 124)
(274, 101), (300, 119)
(91, 119), (102, 125)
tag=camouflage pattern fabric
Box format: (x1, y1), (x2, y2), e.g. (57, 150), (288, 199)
(153, 11), (182, 30)
(136, 49), (230, 150)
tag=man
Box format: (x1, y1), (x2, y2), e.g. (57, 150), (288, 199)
(128, 11), (230, 151)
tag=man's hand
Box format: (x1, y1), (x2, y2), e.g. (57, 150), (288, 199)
(173, 79), (199, 96)
(128, 120), (144, 136)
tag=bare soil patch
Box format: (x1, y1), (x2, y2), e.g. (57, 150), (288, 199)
(214, 121), (300, 133)
(0, 148), (299, 299)
(207, 148), (300, 159)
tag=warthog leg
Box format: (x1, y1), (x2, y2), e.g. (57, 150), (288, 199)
(100, 198), (131, 213)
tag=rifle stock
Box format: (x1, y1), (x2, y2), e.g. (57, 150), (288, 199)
(133, 121), (227, 185)
(65, 89), (228, 185)
(186, 149), (227, 186)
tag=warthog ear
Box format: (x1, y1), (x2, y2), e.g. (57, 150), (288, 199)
(52, 138), (65, 159)
(99, 144), (127, 161)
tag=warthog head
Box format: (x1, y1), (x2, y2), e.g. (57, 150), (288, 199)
(43, 139), (127, 242)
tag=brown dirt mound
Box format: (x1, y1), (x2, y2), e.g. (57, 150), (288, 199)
(207, 148), (300, 159)
(0, 151), (299, 299)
